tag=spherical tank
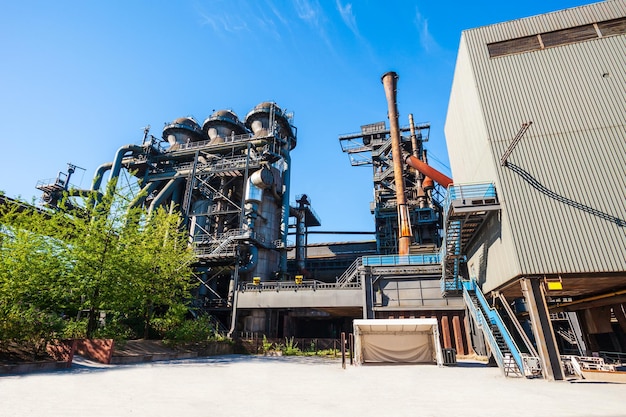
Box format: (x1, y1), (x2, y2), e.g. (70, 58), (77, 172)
(202, 110), (248, 145)
(245, 102), (296, 149)
(162, 117), (205, 149)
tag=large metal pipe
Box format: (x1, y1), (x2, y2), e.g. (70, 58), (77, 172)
(148, 177), (184, 214)
(381, 71), (411, 255)
(408, 114), (420, 158)
(289, 206), (306, 273)
(408, 113), (427, 208)
(129, 181), (161, 209)
(279, 148), (291, 277)
(405, 155), (453, 188)
(110, 145), (145, 182)
(91, 162), (113, 191)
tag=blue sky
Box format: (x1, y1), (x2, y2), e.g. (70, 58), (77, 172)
(0, 0), (592, 242)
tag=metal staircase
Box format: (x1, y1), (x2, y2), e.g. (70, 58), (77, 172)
(463, 280), (540, 378)
(441, 219), (462, 293)
(336, 257), (363, 287)
(441, 183), (501, 294)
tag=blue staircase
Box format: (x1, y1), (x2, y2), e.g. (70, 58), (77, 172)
(463, 280), (528, 377)
(440, 183), (501, 294)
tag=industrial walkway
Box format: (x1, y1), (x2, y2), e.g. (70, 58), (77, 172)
(1, 355), (624, 416)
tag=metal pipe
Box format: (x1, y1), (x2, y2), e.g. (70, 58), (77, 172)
(108, 144), (145, 185)
(408, 114), (420, 158)
(148, 177), (184, 214)
(405, 155), (453, 188)
(279, 147), (291, 277)
(91, 162), (113, 191)
(381, 71), (411, 255)
(128, 181), (161, 209)
(289, 206), (306, 273)
(238, 245), (258, 273)
(409, 113), (427, 208)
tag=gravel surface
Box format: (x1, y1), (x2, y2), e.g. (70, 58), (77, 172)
(1, 355), (625, 417)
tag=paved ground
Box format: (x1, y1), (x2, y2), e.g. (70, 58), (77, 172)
(1, 355), (625, 417)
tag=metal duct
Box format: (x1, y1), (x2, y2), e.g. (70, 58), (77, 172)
(107, 144), (145, 186)
(148, 177), (184, 214)
(405, 155), (453, 188)
(381, 71), (412, 255)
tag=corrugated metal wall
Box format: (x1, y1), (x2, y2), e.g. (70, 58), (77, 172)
(446, 1), (626, 288)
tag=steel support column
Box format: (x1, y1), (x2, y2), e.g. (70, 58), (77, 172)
(463, 314), (476, 356)
(452, 315), (465, 355)
(520, 278), (564, 380)
(441, 315), (452, 349)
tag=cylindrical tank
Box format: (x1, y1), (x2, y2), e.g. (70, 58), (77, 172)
(202, 110), (248, 145)
(242, 165), (283, 280)
(162, 117), (205, 150)
(245, 102), (296, 149)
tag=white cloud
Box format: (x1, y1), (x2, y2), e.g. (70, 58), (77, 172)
(198, 10), (250, 34)
(267, 0), (289, 27)
(294, 0), (322, 28)
(414, 8), (439, 53)
(336, 1), (360, 38)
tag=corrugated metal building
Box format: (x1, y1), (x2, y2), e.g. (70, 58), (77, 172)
(445, 0), (626, 379)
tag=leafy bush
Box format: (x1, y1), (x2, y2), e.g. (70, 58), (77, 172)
(62, 319), (88, 339)
(282, 337), (302, 356)
(151, 304), (187, 338)
(261, 335), (274, 353)
(162, 315), (215, 344)
(93, 320), (136, 342)
(1, 307), (64, 360)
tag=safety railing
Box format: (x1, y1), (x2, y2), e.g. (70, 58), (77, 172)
(362, 253), (440, 266)
(600, 351), (626, 365)
(336, 257), (362, 286)
(444, 182), (497, 214)
(462, 280), (525, 375)
(239, 280), (361, 292)
(177, 132), (256, 150)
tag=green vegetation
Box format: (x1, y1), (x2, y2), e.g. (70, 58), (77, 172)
(0, 186), (201, 361)
(258, 336), (342, 357)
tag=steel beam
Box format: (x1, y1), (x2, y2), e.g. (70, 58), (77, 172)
(520, 278), (564, 380)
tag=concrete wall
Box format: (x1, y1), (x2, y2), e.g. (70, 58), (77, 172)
(236, 288), (363, 309)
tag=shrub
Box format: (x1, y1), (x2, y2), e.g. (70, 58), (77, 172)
(282, 337), (301, 356)
(93, 320), (136, 342)
(162, 315), (214, 344)
(62, 319), (88, 339)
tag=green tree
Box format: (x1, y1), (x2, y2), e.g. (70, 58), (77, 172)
(0, 202), (69, 358)
(116, 206), (196, 338)
(1, 186), (196, 347)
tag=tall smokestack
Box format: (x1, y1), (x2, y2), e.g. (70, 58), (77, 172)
(381, 71), (412, 255)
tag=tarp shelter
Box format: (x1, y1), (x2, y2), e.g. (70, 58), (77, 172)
(353, 318), (443, 365)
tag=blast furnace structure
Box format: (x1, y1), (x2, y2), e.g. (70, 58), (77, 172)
(38, 102), (320, 333)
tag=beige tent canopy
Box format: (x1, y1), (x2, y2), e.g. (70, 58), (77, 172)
(353, 318), (443, 365)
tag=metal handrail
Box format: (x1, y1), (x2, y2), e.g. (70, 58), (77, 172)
(444, 182), (497, 214)
(463, 280), (525, 375)
(240, 280), (361, 292)
(362, 253), (440, 266)
(336, 257), (363, 285)
(463, 285), (505, 369)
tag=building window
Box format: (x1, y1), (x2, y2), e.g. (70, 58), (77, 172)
(487, 17), (626, 58)
(487, 35), (541, 58)
(541, 24), (598, 47)
(597, 17), (626, 37)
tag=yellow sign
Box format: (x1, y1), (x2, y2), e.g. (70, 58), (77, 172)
(547, 281), (563, 291)
(253, 277), (261, 285)
(295, 275), (303, 284)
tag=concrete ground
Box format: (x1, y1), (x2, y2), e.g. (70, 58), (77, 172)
(1, 355), (625, 417)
